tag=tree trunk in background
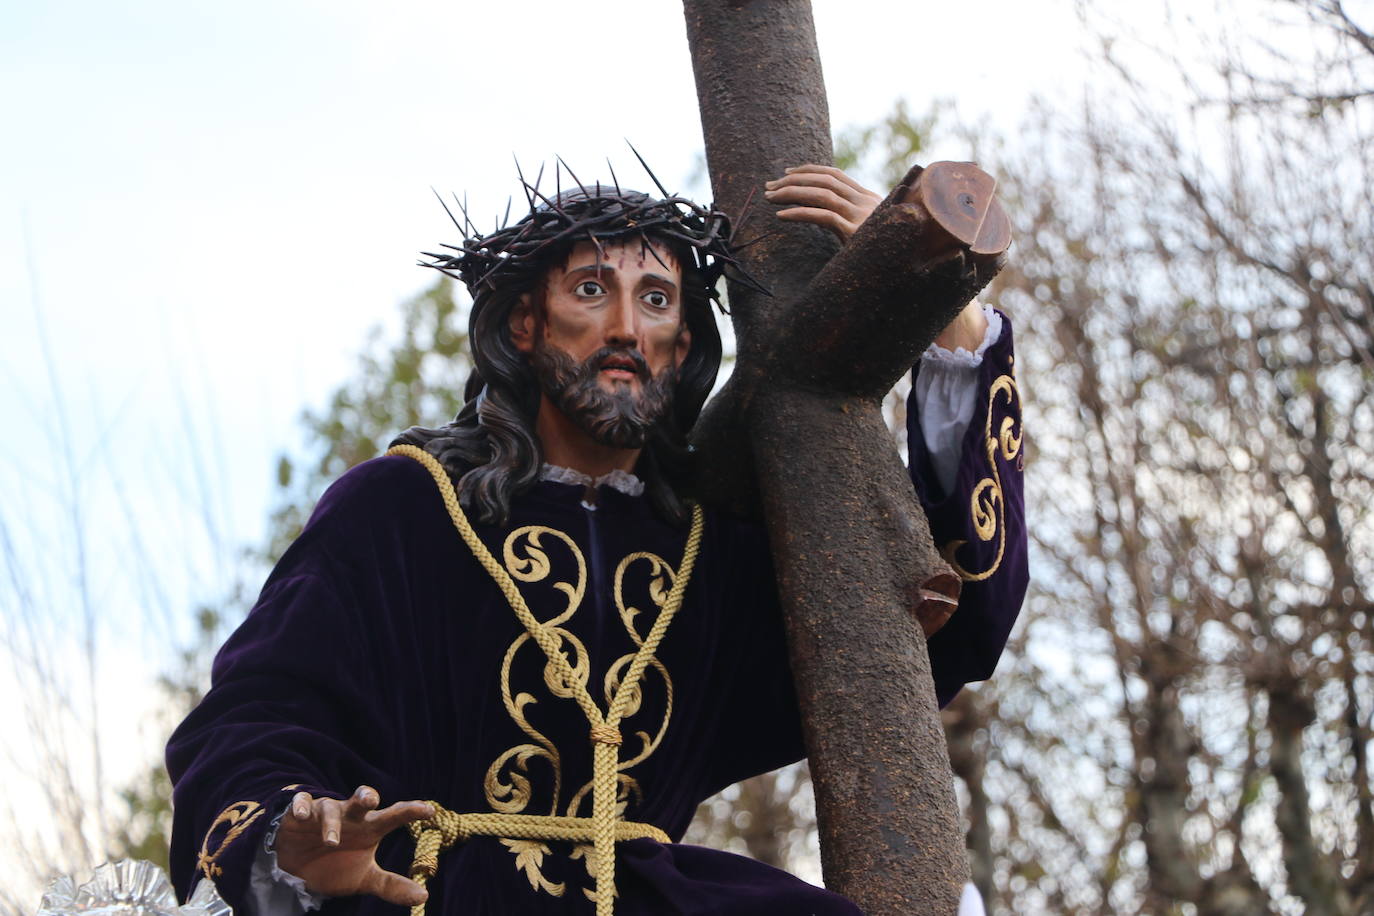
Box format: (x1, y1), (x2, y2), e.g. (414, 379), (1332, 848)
(682, 1), (984, 911)
(1265, 670), (1352, 916)
(944, 693), (994, 906)
(732, 774), (789, 869)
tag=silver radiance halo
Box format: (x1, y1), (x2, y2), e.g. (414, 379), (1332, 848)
(37, 860), (229, 916)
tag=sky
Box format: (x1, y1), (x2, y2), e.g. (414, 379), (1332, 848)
(0, 0), (1090, 652)
(0, 0), (1096, 896)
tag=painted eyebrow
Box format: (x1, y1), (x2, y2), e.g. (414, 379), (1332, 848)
(566, 264), (679, 292)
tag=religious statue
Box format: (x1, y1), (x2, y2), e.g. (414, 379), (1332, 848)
(166, 159), (1026, 915)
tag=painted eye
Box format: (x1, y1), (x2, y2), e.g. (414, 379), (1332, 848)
(643, 290), (671, 310)
(576, 280), (605, 297)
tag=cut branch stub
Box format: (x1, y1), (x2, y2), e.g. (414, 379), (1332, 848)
(764, 163), (1009, 399)
(910, 161), (1012, 256)
(917, 572), (963, 636)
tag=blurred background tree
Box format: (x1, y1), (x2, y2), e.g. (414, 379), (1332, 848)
(101, 277), (470, 875)
(956, 1), (1372, 911)
(261, 277), (470, 562)
(701, 2), (1373, 913)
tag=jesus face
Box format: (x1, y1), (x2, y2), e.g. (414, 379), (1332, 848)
(511, 238), (692, 450)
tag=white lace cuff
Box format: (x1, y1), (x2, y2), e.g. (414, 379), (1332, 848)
(913, 306), (1002, 495)
(247, 838), (324, 915)
(920, 305), (1002, 368)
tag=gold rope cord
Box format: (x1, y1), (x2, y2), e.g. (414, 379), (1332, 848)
(387, 445), (703, 916)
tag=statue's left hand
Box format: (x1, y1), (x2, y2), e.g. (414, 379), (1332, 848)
(766, 163), (990, 352)
(765, 164), (882, 241)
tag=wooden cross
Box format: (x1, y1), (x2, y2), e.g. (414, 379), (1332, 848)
(683, 1), (1010, 912)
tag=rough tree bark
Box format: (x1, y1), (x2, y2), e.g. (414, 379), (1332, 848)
(683, 1), (1004, 911)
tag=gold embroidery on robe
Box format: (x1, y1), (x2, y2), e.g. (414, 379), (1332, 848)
(943, 371), (1022, 582)
(483, 525), (680, 897)
(501, 838), (567, 896)
(197, 800), (264, 881)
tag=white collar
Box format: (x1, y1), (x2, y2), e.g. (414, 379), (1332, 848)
(539, 463), (645, 498)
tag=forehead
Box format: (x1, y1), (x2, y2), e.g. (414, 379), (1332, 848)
(552, 238), (682, 280)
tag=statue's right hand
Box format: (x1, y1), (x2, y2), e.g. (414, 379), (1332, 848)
(274, 786), (435, 907)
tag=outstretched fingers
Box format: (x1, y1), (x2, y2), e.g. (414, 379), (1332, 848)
(770, 164), (876, 204)
(283, 790), (340, 846)
(290, 790), (313, 820)
(319, 796), (344, 847)
(764, 164), (883, 242)
(284, 787), (381, 848)
(355, 792), (434, 907)
(774, 204), (858, 240)
(343, 785), (381, 818)
(366, 799), (437, 836)
(273, 787), (437, 903)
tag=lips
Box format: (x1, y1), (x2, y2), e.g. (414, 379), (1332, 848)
(598, 352), (646, 379)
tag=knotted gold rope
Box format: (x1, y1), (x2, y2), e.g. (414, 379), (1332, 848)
(387, 445), (703, 916)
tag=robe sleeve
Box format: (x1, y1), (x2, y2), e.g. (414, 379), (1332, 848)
(907, 310), (1028, 707)
(165, 459), (431, 909)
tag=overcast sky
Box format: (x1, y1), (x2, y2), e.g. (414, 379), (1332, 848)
(0, 0), (1093, 648)
(0, 0), (1098, 893)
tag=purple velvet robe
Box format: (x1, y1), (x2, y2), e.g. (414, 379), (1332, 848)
(910, 314), (1029, 709)
(167, 319), (1025, 915)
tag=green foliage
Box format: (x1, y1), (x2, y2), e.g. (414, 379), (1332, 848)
(111, 769), (173, 871)
(112, 277), (471, 871)
(834, 98), (942, 189)
(263, 277), (471, 564)
(109, 603), (235, 869)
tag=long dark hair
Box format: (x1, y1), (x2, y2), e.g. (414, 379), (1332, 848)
(392, 229), (723, 527)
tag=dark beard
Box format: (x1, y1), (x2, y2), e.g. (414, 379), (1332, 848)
(530, 344), (676, 449)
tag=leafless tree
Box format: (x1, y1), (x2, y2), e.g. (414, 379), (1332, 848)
(945, 2), (1373, 912)
(689, 5), (1372, 914)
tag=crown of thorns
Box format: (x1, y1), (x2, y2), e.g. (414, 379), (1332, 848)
(420, 152), (767, 310)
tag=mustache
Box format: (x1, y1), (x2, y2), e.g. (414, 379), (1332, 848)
(587, 346), (650, 380)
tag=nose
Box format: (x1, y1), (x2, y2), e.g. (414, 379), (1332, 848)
(603, 290), (640, 349)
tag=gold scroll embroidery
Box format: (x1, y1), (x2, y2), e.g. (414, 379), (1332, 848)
(483, 526), (583, 828)
(196, 800), (264, 881)
(483, 526), (680, 898)
(942, 369), (1022, 582)
(501, 838), (567, 896)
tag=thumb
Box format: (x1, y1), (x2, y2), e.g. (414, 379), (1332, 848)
(363, 865), (430, 907)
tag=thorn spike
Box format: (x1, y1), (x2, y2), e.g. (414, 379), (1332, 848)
(513, 155), (537, 210)
(433, 187), (463, 232)
(557, 156), (588, 196)
(626, 140), (670, 198)
(453, 192), (476, 237)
